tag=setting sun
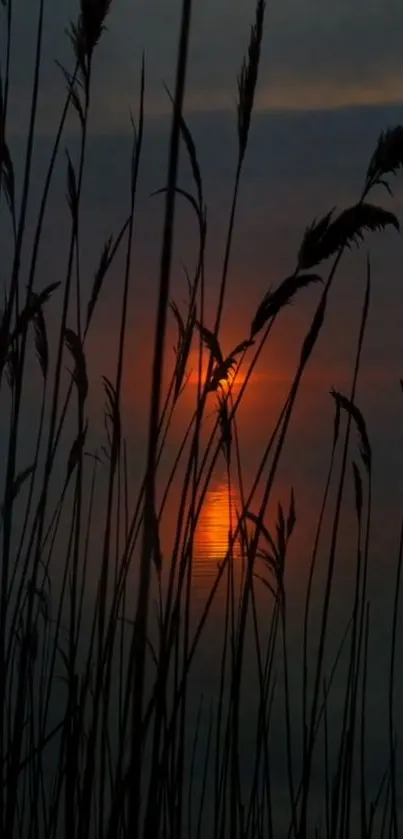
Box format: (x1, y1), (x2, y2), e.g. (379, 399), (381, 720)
(187, 354), (248, 393)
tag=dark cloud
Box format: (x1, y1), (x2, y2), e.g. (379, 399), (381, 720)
(6, 0), (403, 134)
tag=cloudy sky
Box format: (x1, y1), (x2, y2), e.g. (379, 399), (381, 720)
(8, 0), (403, 133)
(5, 0), (403, 490)
(1, 0), (402, 539)
(2, 2), (403, 825)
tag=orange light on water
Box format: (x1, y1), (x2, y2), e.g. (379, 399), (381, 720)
(195, 478), (241, 563)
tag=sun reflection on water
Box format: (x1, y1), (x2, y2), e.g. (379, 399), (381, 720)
(193, 475), (242, 585)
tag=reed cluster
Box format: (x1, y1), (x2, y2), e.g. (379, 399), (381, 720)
(0, 0), (402, 837)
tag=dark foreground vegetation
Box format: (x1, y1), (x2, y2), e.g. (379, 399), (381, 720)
(1, 0), (402, 837)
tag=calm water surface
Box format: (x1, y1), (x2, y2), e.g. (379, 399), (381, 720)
(169, 468), (403, 837)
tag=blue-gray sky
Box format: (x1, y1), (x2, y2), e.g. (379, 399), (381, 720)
(8, 0), (403, 134)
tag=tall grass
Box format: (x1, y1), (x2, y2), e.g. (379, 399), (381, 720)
(1, 0), (402, 837)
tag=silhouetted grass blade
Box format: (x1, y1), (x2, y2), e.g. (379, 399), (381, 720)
(287, 488), (296, 539)
(0, 466), (35, 517)
(56, 62), (85, 128)
(69, 0), (112, 68)
(237, 0), (266, 162)
(208, 356), (237, 392)
(66, 151), (78, 219)
(0, 282), (60, 374)
(217, 392), (232, 464)
(352, 461), (363, 522)
(298, 211), (335, 271)
(251, 273), (322, 337)
(66, 421), (88, 481)
(64, 328), (88, 404)
(196, 321), (223, 364)
(102, 375), (121, 457)
(163, 82), (203, 211)
(298, 203), (399, 270)
(0, 137), (15, 219)
(28, 292), (49, 379)
(366, 125), (403, 194)
(330, 390), (372, 473)
(299, 291), (327, 365)
(171, 299), (195, 400)
(86, 235), (113, 325)
(230, 338), (254, 356)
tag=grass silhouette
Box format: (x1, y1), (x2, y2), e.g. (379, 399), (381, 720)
(0, 0), (402, 837)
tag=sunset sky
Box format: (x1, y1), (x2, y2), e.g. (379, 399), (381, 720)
(5, 0), (402, 518)
(2, 3), (403, 830)
(11, 0), (403, 131)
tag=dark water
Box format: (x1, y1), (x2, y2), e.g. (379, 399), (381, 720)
(173, 469), (403, 837)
